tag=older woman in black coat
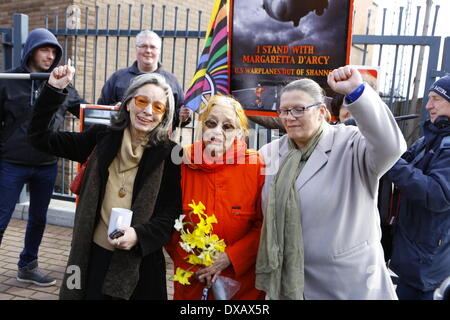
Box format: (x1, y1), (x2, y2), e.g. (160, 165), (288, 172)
(28, 63), (181, 300)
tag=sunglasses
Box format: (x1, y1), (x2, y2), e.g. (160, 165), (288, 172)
(133, 95), (166, 114)
(204, 119), (236, 131)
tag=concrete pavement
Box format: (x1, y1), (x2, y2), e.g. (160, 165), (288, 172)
(0, 219), (69, 300)
(0, 200), (175, 300)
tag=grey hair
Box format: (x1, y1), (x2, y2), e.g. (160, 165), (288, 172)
(135, 30), (162, 49)
(110, 73), (174, 147)
(281, 78), (326, 104)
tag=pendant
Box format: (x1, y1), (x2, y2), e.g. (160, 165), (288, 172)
(118, 187), (127, 198)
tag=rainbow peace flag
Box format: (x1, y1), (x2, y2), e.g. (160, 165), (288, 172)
(184, 0), (229, 113)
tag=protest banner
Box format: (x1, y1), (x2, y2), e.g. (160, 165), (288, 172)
(230, 0), (354, 116)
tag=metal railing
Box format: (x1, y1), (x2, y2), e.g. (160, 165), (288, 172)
(351, 3), (449, 142)
(1, 3), (449, 201)
(54, 4), (206, 200)
(1, 5), (207, 201)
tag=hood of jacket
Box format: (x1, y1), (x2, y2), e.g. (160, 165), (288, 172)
(21, 28), (62, 71)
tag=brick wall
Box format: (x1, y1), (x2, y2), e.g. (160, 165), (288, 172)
(0, 0), (214, 196)
(0, 0), (73, 71)
(67, 0), (214, 102)
(1, 0), (375, 197)
(0, 0), (72, 30)
(0, 0), (214, 97)
(1, 0), (374, 93)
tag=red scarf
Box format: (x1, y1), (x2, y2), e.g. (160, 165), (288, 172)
(183, 139), (249, 172)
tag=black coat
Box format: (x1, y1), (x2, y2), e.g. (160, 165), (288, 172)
(29, 83), (182, 299)
(1, 28), (85, 166)
(0, 66), (85, 166)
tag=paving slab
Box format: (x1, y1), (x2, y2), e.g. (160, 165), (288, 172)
(0, 219), (174, 300)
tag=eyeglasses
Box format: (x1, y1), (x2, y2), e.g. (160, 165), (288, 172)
(136, 44), (159, 51)
(277, 102), (322, 118)
(133, 95), (166, 114)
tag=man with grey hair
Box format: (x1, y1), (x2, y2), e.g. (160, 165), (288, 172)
(386, 75), (450, 300)
(98, 30), (191, 129)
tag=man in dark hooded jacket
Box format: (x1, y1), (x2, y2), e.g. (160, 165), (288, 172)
(387, 75), (450, 300)
(0, 28), (85, 286)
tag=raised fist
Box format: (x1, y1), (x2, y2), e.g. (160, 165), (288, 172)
(327, 66), (363, 96)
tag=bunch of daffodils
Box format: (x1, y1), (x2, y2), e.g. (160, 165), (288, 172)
(173, 200), (227, 285)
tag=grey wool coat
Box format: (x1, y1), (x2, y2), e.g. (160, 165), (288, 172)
(259, 85), (407, 300)
(28, 84), (182, 300)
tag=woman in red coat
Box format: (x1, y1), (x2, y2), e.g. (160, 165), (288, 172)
(166, 95), (265, 300)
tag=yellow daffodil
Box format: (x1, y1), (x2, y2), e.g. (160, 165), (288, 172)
(181, 229), (206, 249)
(214, 240), (227, 252)
(191, 226), (204, 237)
(173, 267), (193, 285)
(207, 234), (219, 243)
(188, 200), (206, 216)
(180, 231), (193, 245)
(186, 254), (203, 265)
(197, 219), (212, 234)
(203, 253), (214, 266)
(173, 200), (228, 285)
(199, 252), (214, 266)
(206, 214), (218, 225)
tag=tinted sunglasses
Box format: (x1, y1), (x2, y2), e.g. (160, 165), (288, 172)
(204, 119), (236, 131)
(133, 95), (166, 114)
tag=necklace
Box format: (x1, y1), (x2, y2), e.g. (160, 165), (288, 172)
(118, 172), (127, 198)
(117, 160), (130, 198)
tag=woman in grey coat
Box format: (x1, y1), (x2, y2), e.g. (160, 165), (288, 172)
(256, 66), (406, 300)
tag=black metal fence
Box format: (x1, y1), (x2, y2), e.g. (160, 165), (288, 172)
(46, 5), (206, 102)
(1, 3), (450, 201)
(1, 4), (208, 200)
(351, 3), (449, 141)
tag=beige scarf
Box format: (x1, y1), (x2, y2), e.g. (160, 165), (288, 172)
(256, 124), (324, 300)
(93, 128), (146, 250)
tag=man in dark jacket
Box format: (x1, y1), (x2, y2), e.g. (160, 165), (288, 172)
(387, 75), (450, 300)
(97, 30), (191, 130)
(0, 28), (85, 286)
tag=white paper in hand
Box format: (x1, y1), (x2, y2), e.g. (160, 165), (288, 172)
(108, 208), (133, 235)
